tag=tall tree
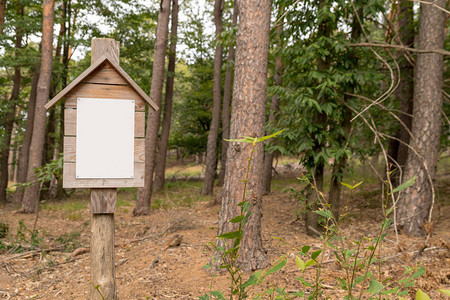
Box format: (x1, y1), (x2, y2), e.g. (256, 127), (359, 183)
(0, 0), (5, 35)
(217, 2), (238, 187)
(154, 0), (179, 192)
(387, 0), (414, 187)
(13, 66), (39, 203)
(201, 0), (223, 195)
(134, 0), (171, 216)
(397, 0), (446, 235)
(303, 0), (333, 237)
(0, 1), (23, 204)
(262, 5), (284, 195)
(19, 0), (54, 213)
(216, 0), (271, 270)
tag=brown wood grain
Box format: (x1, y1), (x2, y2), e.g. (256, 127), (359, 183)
(63, 162), (145, 188)
(63, 84), (146, 111)
(82, 62), (129, 85)
(64, 109), (145, 137)
(63, 137), (144, 163)
(91, 38), (120, 65)
(90, 188), (117, 214)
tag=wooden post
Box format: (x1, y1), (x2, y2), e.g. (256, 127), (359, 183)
(90, 38), (119, 300)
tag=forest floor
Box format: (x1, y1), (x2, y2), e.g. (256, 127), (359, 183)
(0, 158), (449, 299)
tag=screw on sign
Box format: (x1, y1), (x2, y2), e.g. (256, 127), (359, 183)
(45, 38), (158, 299)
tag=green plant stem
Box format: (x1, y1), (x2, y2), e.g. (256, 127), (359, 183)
(348, 236), (362, 299)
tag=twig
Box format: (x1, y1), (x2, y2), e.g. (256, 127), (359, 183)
(349, 42), (450, 56)
(408, 0), (450, 15)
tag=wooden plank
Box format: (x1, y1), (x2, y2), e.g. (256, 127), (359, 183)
(64, 109), (76, 136)
(92, 38), (120, 65)
(64, 111), (145, 138)
(63, 137), (145, 163)
(135, 111), (145, 137)
(90, 188), (116, 214)
(64, 85), (146, 111)
(45, 56), (109, 109)
(63, 162), (145, 188)
(82, 62), (129, 85)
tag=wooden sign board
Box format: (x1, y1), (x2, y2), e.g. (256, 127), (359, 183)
(45, 55), (157, 189)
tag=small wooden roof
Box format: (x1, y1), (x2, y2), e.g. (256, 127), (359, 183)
(45, 55), (158, 111)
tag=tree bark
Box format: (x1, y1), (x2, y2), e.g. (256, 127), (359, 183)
(217, 3), (238, 187)
(216, 0), (271, 271)
(0, 0), (6, 35)
(397, 0), (446, 235)
(19, 0), (54, 214)
(153, 0), (179, 192)
(0, 2), (23, 204)
(13, 66), (39, 203)
(201, 0), (223, 196)
(388, 0), (415, 187)
(133, 0), (171, 216)
(262, 14), (284, 195)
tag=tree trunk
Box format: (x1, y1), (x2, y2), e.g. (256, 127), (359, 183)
(388, 0), (414, 187)
(217, 3), (238, 187)
(133, 0), (171, 216)
(328, 7), (362, 219)
(216, 0), (271, 271)
(304, 0), (331, 236)
(397, 0), (446, 235)
(0, 3), (23, 204)
(19, 0), (54, 214)
(262, 14), (284, 195)
(0, 0), (6, 35)
(13, 66), (39, 203)
(153, 0), (179, 192)
(201, 0), (223, 196)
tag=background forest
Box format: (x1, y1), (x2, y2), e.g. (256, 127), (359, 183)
(0, 0), (449, 299)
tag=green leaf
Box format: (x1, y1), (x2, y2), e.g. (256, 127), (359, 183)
(265, 258), (287, 276)
(352, 181), (363, 190)
(438, 289), (450, 296)
(217, 230), (241, 239)
(305, 259), (316, 268)
(314, 209), (333, 219)
(209, 291), (225, 300)
(229, 216), (244, 223)
(354, 275), (364, 286)
(340, 182), (353, 190)
(199, 294), (209, 300)
(224, 137), (254, 143)
(301, 245), (310, 254)
(243, 270), (262, 288)
(390, 176), (416, 194)
(337, 277), (348, 290)
(311, 249), (322, 261)
(340, 181), (363, 190)
(295, 256), (305, 271)
(410, 266), (425, 279)
(368, 279), (383, 295)
(416, 289), (431, 300)
(255, 129), (285, 142)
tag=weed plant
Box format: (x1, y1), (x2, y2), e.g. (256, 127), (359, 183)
(200, 131), (444, 299)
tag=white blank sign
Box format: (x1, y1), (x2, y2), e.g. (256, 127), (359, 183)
(76, 98), (135, 178)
